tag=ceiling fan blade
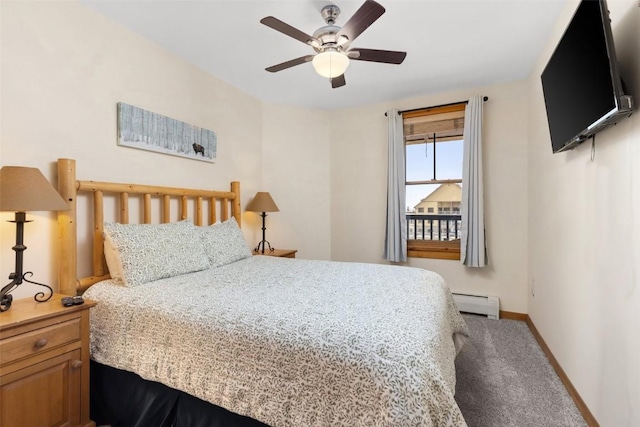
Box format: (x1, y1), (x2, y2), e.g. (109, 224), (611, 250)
(336, 0), (385, 44)
(265, 55), (315, 73)
(349, 48), (407, 64)
(260, 16), (319, 47)
(331, 74), (346, 89)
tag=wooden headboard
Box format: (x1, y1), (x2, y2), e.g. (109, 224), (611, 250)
(56, 158), (241, 296)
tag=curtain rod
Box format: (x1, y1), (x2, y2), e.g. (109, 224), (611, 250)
(384, 96), (489, 116)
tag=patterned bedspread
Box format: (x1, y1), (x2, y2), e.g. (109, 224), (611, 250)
(84, 256), (469, 426)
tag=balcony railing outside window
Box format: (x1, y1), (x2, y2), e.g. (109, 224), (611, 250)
(406, 214), (461, 241)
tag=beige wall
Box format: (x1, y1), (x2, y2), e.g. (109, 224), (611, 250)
(527, 0), (639, 425)
(330, 80), (530, 313)
(261, 104), (331, 260)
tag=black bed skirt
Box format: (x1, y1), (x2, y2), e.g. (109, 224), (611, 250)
(90, 360), (269, 427)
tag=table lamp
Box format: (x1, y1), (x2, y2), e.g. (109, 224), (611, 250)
(0, 166), (69, 312)
(246, 192), (279, 253)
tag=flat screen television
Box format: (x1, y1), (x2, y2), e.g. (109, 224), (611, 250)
(541, 0), (633, 153)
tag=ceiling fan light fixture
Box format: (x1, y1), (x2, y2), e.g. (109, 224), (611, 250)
(312, 50), (350, 78)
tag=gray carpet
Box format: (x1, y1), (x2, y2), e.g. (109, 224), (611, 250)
(455, 315), (587, 427)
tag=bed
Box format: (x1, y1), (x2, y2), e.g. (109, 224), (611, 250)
(56, 158), (469, 427)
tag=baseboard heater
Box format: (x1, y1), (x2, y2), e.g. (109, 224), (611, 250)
(452, 293), (499, 320)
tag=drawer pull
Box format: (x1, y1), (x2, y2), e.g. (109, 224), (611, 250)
(71, 360), (83, 369)
(35, 338), (49, 348)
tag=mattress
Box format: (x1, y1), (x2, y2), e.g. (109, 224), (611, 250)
(84, 256), (469, 426)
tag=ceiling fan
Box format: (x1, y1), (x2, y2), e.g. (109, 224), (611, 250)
(260, 0), (407, 89)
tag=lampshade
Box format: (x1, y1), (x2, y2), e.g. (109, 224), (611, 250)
(312, 50), (350, 78)
(0, 166), (68, 212)
(246, 192), (279, 213)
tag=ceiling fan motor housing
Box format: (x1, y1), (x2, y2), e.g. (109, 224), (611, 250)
(313, 26), (343, 52)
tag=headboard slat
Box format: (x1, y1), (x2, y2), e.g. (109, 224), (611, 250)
(231, 181), (241, 228)
(93, 191), (105, 277)
(196, 197), (203, 226)
(120, 192), (129, 224)
(210, 197), (217, 224)
(143, 194), (152, 224)
(222, 198), (229, 222)
(180, 196), (188, 221)
(163, 195), (170, 223)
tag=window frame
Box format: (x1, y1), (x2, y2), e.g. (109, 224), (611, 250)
(404, 103), (465, 260)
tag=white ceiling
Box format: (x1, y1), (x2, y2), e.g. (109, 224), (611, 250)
(82, 0), (568, 111)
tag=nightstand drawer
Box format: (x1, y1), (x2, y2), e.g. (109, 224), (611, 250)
(0, 318), (81, 366)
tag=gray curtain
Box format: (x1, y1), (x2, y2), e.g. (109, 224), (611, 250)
(461, 95), (488, 267)
(383, 108), (407, 262)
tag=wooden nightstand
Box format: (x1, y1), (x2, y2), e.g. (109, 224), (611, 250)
(0, 293), (96, 427)
(254, 249), (297, 258)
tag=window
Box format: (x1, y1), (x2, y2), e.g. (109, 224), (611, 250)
(404, 103), (465, 260)
(417, 207), (424, 213)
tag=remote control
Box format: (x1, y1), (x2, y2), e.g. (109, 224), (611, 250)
(61, 296), (85, 307)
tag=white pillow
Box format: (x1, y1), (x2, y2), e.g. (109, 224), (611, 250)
(103, 220), (211, 287)
(199, 217), (252, 267)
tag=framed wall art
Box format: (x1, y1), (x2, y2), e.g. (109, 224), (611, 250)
(117, 102), (217, 162)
